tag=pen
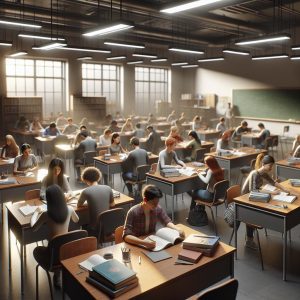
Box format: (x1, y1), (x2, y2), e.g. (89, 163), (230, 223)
(138, 256), (141, 265)
(75, 270), (85, 275)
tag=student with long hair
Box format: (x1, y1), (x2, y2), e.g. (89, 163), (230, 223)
(109, 133), (125, 155)
(185, 130), (202, 162)
(1, 135), (19, 158)
(13, 143), (38, 175)
(168, 126), (183, 144)
(291, 135), (300, 157)
(121, 118), (134, 133)
(216, 130), (233, 153)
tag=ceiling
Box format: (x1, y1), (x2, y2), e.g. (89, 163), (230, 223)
(1, 0), (300, 61)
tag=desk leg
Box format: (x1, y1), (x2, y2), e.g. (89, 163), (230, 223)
(283, 218), (287, 281)
(21, 231), (24, 295)
(171, 184), (174, 221)
(234, 203), (237, 259)
(8, 224), (11, 271)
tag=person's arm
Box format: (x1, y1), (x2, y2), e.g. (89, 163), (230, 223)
(198, 168), (212, 184)
(77, 190), (86, 207)
(166, 222), (185, 238)
(173, 151), (185, 167)
(62, 175), (72, 195)
(13, 157), (24, 175)
(109, 188), (115, 207)
(28, 155), (38, 172)
(69, 207), (79, 223)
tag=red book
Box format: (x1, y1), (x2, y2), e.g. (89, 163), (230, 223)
(178, 249), (203, 263)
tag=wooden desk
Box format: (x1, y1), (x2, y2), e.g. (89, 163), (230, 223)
(9, 129), (42, 145)
(152, 122), (171, 132)
(61, 224), (235, 300)
(197, 129), (221, 141)
(175, 141), (214, 159)
(0, 158), (14, 174)
(241, 133), (278, 147)
(234, 180), (300, 280)
(276, 159), (300, 180)
(6, 192), (133, 295)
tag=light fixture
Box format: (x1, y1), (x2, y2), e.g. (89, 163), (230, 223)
(0, 41), (12, 47)
(290, 56), (300, 60)
(127, 60), (143, 65)
(169, 47), (204, 55)
(291, 45), (300, 50)
(77, 56), (93, 60)
(171, 62), (188, 66)
(104, 41), (145, 49)
(106, 56), (127, 60)
(133, 53), (157, 58)
(0, 19), (41, 28)
(235, 34), (290, 46)
(181, 64), (199, 68)
(252, 54), (289, 60)
(10, 51), (28, 57)
(151, 58), (168, 62)
(223, 49), (250, 56)
(198, 57), (224, 62)
(18, 33), (65, 41)
(32, 42), (67, 50)
(83, 22), (134, 37)
(161, 0), (223, 14)
(60, 47), (111, 53)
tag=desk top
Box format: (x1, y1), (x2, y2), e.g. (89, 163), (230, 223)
(35, 135), (74, 142)
(0, 158), (14, 166)
(9, 129), (42, 136)
(197, 129), (221, 135)
(61, 224), (235, 300)
(176, 140), (214, 149)
(94, 154), (158, 165)
(0, 175), (41, 191)
(276, 160), (300, 169)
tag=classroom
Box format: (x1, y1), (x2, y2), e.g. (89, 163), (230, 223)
(1, 1), (300, 299)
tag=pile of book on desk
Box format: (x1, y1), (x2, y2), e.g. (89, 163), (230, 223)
(181, 234), (220, 257)
(249, 191), (271, 203)
(86, 259), (138, 298)
(160, 168), (180, 178)
(290, 179), (300, 187)
(287, 157), (300, 165)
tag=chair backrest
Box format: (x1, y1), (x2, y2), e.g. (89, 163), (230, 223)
(272, 136), (279, 147)
(212, 180), (229, 203)
(197, 278), (239, 300)
(249, 158), (256, 170)
(99, 149), (107, 156)
(59, 236), (97, 261)
(136, 164), (151, 181)
(195, 148), (207, 162)
(114, 225), (124, 244)
(83, 151), (97, 165)
(283, 125), (289, 134)
(47, 230), (88, 270)
(264, 137), (273, 149)
(226, 185), (241, 206)
(25, 189), (41, 200)
(96, 208), (125, 244)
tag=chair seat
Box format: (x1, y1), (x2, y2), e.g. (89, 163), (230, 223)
(246, 223), (263, 230)
(195, 199), (224, 207)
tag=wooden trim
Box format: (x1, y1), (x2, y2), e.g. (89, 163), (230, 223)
(235, 116), (300, 124)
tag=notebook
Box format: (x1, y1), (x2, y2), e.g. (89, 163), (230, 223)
(142, 250), (172, 263)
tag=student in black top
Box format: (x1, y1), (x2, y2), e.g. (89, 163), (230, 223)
(232, 120), (249, 142)
(256, 123), (270, 149)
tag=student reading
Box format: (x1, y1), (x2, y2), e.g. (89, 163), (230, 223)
(123, 185), (184, 250)
(13, 143), (38, 175)
(1, 135), (19, 159)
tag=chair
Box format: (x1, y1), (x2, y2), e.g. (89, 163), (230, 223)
(83, 150), (97, 166)
(197, 278), (239, 300)
(114, 225), (124, 244)
(34, 230), (88, 300)
(25, 189), (41, 200)
(280, 126), (290, 157)
(99, 149), (107, 156)
(236, 158), (256, 185)
(195, 180), (229, 235)
(96, 208), (125, 247)
(195, 148), (207, 162)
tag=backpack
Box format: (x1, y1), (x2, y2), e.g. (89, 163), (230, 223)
(187, 205), (208, 227)
(224, 203), (235, 228)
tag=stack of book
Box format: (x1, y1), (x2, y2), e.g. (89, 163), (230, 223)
(86, 259), (138, 298)
(160, 168), (180, 178)
(290, 179), (300, 187)
(182, 234), (220, 257)
(249, 191), (271, 203)
(287, 157), (300, 165)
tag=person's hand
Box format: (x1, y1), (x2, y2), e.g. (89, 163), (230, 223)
(177, 229), (185, 238)
(176, 165), (182, 169)
(36, 206), (42, 214)
(182, 163), (187, 168)
(143, 240), (156, 250)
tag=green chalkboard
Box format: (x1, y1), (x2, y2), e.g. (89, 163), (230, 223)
(232, 89), (300, 121)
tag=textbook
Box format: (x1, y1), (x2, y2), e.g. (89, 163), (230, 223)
(178, 249), (203, 263)
(182, 234), (220, 249)
(79, 254), (106, 272)
(142, 250), (172, 263)
(182, 242), (219, 257)
(30, 204), (47, 227)
(143, 227), (183, 252)
(290, 179), (300, 187)
(273, 193), (296, 204)
(249, 191), (271, 203)
(160, 168), (180, 178)
(19, 204), (39, 216)
(178, 167), (197, 177)
(261, 184), (277, 193)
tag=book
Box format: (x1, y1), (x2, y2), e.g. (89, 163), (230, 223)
(273, 193), (296, 204)
(249, 191), (271, 203)
(178, 167), (197, 177)
(182, 234), (220, 249)
(261, 184), (277, 193)
(182, 243), (219, 257)
(30, 204), (47, 227)
(290, 179), (300, 187)
(19, 204), (38, 216)
(142, 250), (172, 263)
(160, 168), (180, 178)
(143, 227), (183, 252)
(79, 254), (106, 272)
(174, 259), (194, 265)
(178, 249), (203, 263)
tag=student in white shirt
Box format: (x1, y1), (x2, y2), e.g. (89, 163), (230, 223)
(99, 129), (112, 146)
(216, 117), (226, 134)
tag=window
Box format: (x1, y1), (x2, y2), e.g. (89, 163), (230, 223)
(135, 67), (169, 115)
(82, 63), (120, 110)
(5, 58), (66, 115)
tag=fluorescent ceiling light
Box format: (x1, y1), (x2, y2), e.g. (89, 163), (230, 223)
(181, 64), (199, 68)
(235, 34), (290, 46)
(151, 58), (168, 62)
(0, 19), (41, 28)
(60, 47), (111, 53)
(32, 42), (67, 50)
(171, 62), (188, 66)
(104, 41), (145, 49)
(0, 41), (12, 47)
(18, 33), (65, 41)
(223, 49), (250, 56)
(169, 47), (204, 55)
(290, 56), (300, 60)
(127, 60), (143, 65)
(83, 23), (134, 37)
(161, 0), (223, 14)
(77, 56), (93, 60)
(10, 51), (28, 57)
(252, 54), (289, 60)
(106, 56), (127, 60)
(133, 53), (157, 58)
(198, 57), (224, 62)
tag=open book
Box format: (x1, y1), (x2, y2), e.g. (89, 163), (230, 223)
(30, 204), (47, 227)
(261, 184), (278, 193)
(143, 227), (183, 252)
(273, 192), (296, 203)
(178, 167), (197, 177)
(79, 254), (106, 271)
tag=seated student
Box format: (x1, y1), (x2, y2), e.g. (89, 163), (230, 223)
(290, 135), (300, 156)
(256, 123), (270, 149)
(74, 125), (90, 145)
(147, 113), (156, 124)
(115, 111), (123, 120)
(293, 145), (300, 158)
(62, 118), (78, 135)
(121, 118), (134, 133)
(122, 137), (149, 196)
(123, 185), (184, 249)
(134, 123), (144, 139)
(29, 117), (43, 131)
(216, 130), (233, 154)
(15, 116), (30, 131)
(242, 155), (289, 248)
(79, 117), (89, 128)
(225, 102), (234, 128)
(168, 126), (183, 144)
(74, 131), (97, 180)
(1, 135), (19, 159)
(178, 112), (186, 124)
(167, 110), (176, 123)
(43, 122), (61, 136)
(55, 112), (68, 127)
(158, 137), (186, 170)
(40, 158), (72, 200)
(109, 132), (125, 155)
(107, 120), (120, 133)
(103, 114), (113, 126)
(99, 128), (112, 146)
(33, 185), (79, 287)
(216, 117), (226, 134)
(77, 167), (114, 233)
(13, 143), (38, 175)
(192, 115), (202, 131)
(185, 130), (202, 162)
(231, 120), (249, 141)
(145, 125), (161, 155)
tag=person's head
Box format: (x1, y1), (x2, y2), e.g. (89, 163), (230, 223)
(104, 129), (112, 137)
(165, 137), (176, 152)
(261, 155), (275, 172)
(81, 167), (102, 185)
(170, 126), (179, 135)
(221, 130), (232, 141)
(20, 143), (31, 156)
(111, 132), (120, 144)
(258, 122), (265, 130)
(5, 135), (17, 147)
(49, 122), (57, 131)
(188, 130), (201, 144)
(79, 130), (88, 139)
(111, 120), (117, 127)
(142, 185), (163, 210)
(80, 125), (87, 131)
(67, 118), (73, 125)
(241, 121), (248, 128)
(147, 125), (153, 133)
(204, 156), (224, 182)
(33, 117), (39, 123)
(219, 117), (225, 123)
(136, 123), (141, 129)
(46, 185), (68, 224)
(46, 158), (65, 186)
(130, 137), (139, 147)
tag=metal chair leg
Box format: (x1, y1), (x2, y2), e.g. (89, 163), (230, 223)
(209, 207), (217, 235)
(164, 194), (168, 209)
(264, 228), (268, 236)
(36, 264), (39, 300)
(256, 229), (264, 271)
(229, 229), (234, 245)
(45, 271), (54, 300)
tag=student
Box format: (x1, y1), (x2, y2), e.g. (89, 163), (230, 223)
(123, 185), (184, 249)
(121, 118), (134, 133)
(115, 111), (123, 120)
(225, 102), (234, 128)
(147, 113), (156, 124)
(107, 120), (120, 133)
(55, 112), (68, 127)
(1, 135), (19, 159)
(242, 155), (289, 248)
(293, 145), (300, 158)
(254, 152), (266, 170)
(15, 116), (30, 131)
(158, 137), (185, 170)
(290, 135), (300, 156)
(103, 114), (113, 126)
(216, 130), (233, 154)
(185, 130), (202, 162)
(256, 123), (270, 149)
(133, 123), (145, 139)
(99, 128), (112, 146)
(109, 133), (125, 155)
(13, 143), (38, 175)
(40, 158), (72, 200)
(167, 110), (176, 123)
(168, 126), (183, 144)
(74, 125), (90, 146)
(216, 117), (226, 134)
(29, 117), (43, 131)
(231, 120), (249, 142)
(79, 117), (89, 127)
(43, 122), (61, 136)
(122, 137), (149, 196)
(145, 125), (161, 155)
(62, 118), (78, 135)
(192, 115), (202, 131)
(178, 112), (186, 124)
(33, 185), (79, 287)
(77, 167), (114, 233)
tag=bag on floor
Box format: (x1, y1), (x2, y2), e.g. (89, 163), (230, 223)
(186, 205), (208, 226)
(224, 203), (235, 228)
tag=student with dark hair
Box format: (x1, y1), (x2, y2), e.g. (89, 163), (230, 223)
(232, 120), (249, 142)
(134, 123), (144, 138)
(216, 117), (226, 134)
(1, 135), (19, 158)
(145, 125), (161, 154)
(62, 118), (78, 135)
(185, 130), (202, 162)
(43, 122), (61, 136)
(256, 122), (270, 149)
(108, 120), (120, 133)
(109, 133), (125, 155)
(73, 125), (90, 146)
(123, 185), (184, 249)
(13, 143), (38, 175)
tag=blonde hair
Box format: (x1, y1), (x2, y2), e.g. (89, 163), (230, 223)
(170, 126), (178, 134)
(5, 135), (19, 153)
(255, 153), (265, 170)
